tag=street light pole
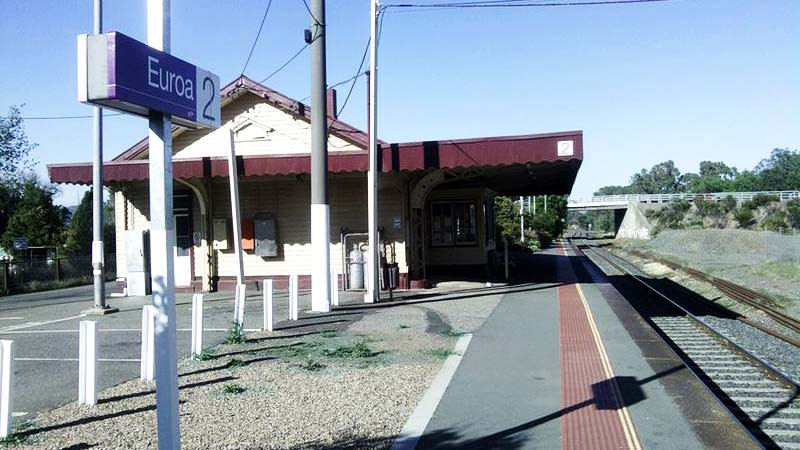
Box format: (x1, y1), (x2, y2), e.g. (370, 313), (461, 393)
(87, 0), (117, 316)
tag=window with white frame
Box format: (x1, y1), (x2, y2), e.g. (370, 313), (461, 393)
(430, 200), (477, 246)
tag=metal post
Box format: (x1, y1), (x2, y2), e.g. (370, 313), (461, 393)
(235, 283), (246, 327)
(227, 130), (245, 288)
(78, 320), (97, 406)
(146, 1), (181, 447)
(365, 0), (379, 304)
(519, 196), (524, 243)
(86, 0), (116, 316)
(544, 195), (548, 212)
(331, 265), (339, 307)
(0, 340), (14, 438)
(289, 274), (299, 320)
(503, 237), (509, 281)
(262, 279), (273, 332)
(191, 294), (203, 358)
(310, 0), (331, 313)
(140, 305), (155, 381)
(533, 196), (536, 216)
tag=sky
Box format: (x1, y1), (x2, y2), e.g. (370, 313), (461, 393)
(1, 0), (798, 206)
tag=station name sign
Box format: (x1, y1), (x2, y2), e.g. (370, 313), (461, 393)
(78, 32), (221, 129)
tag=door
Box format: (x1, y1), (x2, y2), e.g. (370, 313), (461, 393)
(174, 213), (192, 287)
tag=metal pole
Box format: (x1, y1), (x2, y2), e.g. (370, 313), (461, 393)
(365, 0), (379, 303)
(146, 1), (180, 448)
(227, 130), (245, 287)
(519, 196), (524, 243)
(310, 0), (331, 313)
(89, 0), (116, 315)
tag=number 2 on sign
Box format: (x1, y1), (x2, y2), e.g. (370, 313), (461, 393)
(202, 77), (215, 121)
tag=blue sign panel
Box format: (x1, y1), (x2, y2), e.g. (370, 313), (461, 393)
(78, 32), (220, 129)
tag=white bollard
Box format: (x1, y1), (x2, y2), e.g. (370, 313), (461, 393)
(262, 279), (273, 332)
(331, 266), (339, 307)
(78, 321), (97, 405)
(191, 294), (204, 358)
(0, 340), (14, 438)
(140, 305), (155, 381)
(289, 274), (299, 320)
(234, 283), (247, 328)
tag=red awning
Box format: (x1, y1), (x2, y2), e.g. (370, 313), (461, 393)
(48, 131), (583, 187)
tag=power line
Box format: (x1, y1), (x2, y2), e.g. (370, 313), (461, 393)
(2, 112), (124, 121)
(240, 0), (274, 76)
(257, 43), (310, 84)
(336, 36), (371, 117)
(384, 0), (672, 9)
(299, 0), (323, 27)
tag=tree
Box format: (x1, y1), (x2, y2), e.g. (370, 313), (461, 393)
(752, 148), (800, 191)
(64, 190), (92, 255)
(594, 185), (636, 196)
(1, 177), (69, 251)
(630, 160), (683, 194)
(0, 105), (35, 182)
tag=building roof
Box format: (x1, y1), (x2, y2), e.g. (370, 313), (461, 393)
(47, 76), (584, 195)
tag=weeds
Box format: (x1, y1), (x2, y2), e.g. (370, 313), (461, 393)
(271, 342), (320, 358)
(324, 341), (376, 358)
(422, 348), (460, 359)
(319, 330), (337, 338)
(0, 422), (32, 448)
(193, 348), (215, 361)
(224, 322), (245, 345)
(228, 358), (246, 368)
(221, 383), (246, 395)
(297, 359), (326, 372)
(440, 329), (465, 338)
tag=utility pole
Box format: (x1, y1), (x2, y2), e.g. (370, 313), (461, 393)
(147, 0), (180, 448)
(310, 0), (331, 312)
(365, 0), (379, 303)
(86, 0), (117, 316)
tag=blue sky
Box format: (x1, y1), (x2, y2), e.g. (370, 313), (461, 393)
(1, 0), (797, 206)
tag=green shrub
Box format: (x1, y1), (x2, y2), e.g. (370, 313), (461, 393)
(224, 322), (245, 344)
(221, 383), (246, 395)
(743, 194), (779, 210)
(324, 341), (376, 358)
(787, 199), (800, 227)
(720, 195), (737, 213)
(651, 200), (691, 231)
(693, 198), (722, 218)
(763, 211), (789, 231)
(733, 207), (755, 228)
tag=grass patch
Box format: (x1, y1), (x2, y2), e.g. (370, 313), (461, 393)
(422, 347), (459, 359)
(221, 383), (246, 395)
(0, 422), (33, 448)
(324, 341), (377, 358)
(296, 359), (326, 372)
(224, 322), (246, 345)
(319, 330), (337, 338)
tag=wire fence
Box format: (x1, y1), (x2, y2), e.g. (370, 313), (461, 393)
(0, 254), (116, 295)
(582, 190), (800, 204)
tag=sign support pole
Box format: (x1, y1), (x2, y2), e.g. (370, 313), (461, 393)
(310, 0), (331, 313)
(227, 130), (246, 323)
(146, 1), (181, 448)
(365, 0), (379, 304)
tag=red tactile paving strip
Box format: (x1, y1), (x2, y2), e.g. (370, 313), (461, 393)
(557, 243), (634, 450)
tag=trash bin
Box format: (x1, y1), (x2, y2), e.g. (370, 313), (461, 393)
(382, 263), (399, 290)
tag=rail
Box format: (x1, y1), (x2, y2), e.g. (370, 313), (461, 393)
(580, 190), (800, 204)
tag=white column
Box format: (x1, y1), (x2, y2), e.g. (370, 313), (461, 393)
(311, 205), (331, 312)
(191, 294), (203, 358)
(235, 283), (246, 328)
(140, 305), (155, 381)
(263, 279), (273, 332)
(78, 321), (97, 406)
(0, 340), (14, 438)
(365, 0), (379, 304)
(289, 274), (299, 320)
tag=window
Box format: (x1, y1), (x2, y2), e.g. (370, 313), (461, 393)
(431, 200), (477, 246)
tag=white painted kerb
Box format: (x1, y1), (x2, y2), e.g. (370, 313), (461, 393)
(391, 333), (473, 450)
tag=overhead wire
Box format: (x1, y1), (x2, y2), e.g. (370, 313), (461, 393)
(240, 0), (274, 76)
(383, 0), (672, 9)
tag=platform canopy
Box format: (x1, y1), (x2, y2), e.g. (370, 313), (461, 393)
(48, 76), (583, 196)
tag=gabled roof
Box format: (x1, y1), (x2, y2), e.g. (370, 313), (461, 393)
(113, 75), (375, 161)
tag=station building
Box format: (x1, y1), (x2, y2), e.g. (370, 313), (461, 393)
(49, 76), (583, 293)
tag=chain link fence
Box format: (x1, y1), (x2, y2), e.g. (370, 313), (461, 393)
(0, 254), (116, 295)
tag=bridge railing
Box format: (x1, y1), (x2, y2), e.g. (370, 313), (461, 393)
(584, 190), (800, 204)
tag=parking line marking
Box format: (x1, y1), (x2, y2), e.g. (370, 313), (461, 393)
(15, 358), (140, 362)
(0, 317), (24, 320)
(0, 327), (259, 334)
(0, 314), (85, 333)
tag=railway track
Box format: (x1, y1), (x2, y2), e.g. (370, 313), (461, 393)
(570, 238), (800, 450)
(623, 247), (800, 337)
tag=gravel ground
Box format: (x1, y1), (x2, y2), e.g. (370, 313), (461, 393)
(8, 291), (504, 450)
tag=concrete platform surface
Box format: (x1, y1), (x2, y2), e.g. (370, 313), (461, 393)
(415, 242), (759, 450)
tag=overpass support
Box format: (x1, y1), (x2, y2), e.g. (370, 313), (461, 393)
(614, 209), (626, 234)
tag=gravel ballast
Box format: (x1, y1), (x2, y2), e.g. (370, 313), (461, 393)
(9, 289), (504, 450)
